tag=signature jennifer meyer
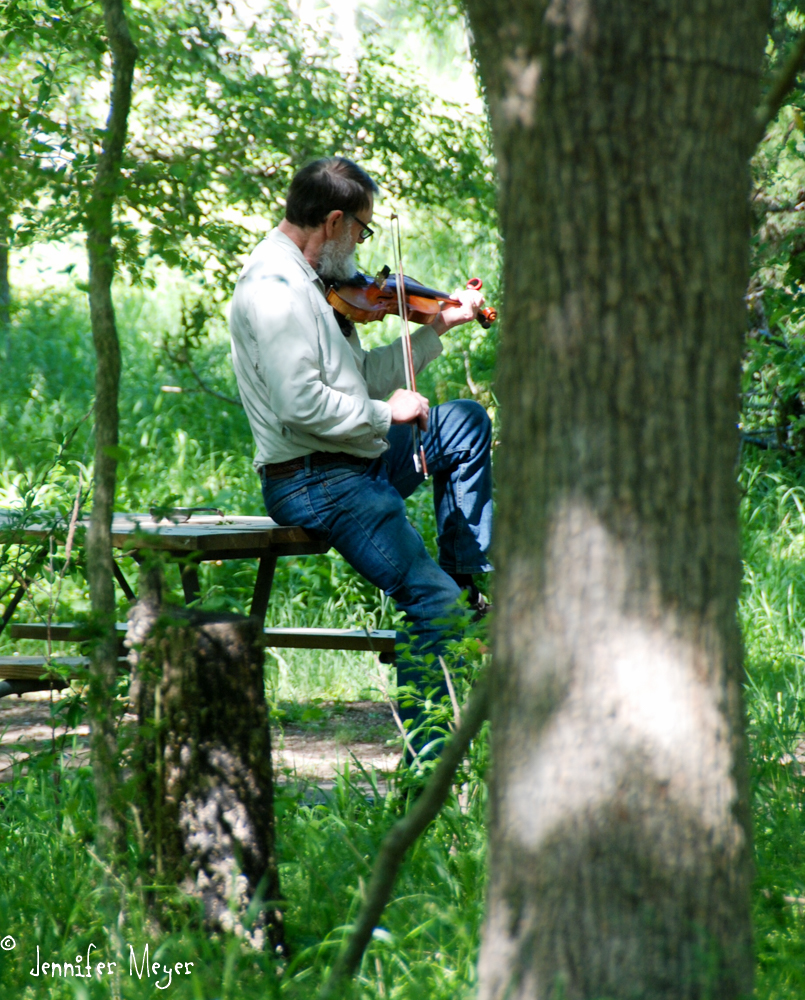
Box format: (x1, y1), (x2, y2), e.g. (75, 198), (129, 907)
(29, 942), (194, 990)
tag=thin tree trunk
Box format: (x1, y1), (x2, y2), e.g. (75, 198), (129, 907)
(0, 213), (10, 350)
(85, 0), (137, 858)
(464, 0), (767, 997)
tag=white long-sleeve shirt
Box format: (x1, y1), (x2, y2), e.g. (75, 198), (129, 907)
(229, 228), (444, 469)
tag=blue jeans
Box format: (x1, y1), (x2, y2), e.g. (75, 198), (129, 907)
(260, 399), (493, 743)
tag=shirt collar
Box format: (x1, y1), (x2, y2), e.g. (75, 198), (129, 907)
(268, 227), (322, 286)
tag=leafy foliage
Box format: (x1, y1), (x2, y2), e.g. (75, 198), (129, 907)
(744, 4), (805, 452)
(0, 0), (494, 290)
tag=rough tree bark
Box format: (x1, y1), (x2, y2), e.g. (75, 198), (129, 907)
(127, 573), (282, 949)
(84, 0), (137, 856)
(463, 0), (767, 997)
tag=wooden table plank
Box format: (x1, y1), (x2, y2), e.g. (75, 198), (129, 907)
(0, 512), (329, 556)
(262, 628), (396, 653)
(10, 623), (128, 641)
(0, 656), (89, 680)
(10, 623), (397, 654)
(0, 510), (352, 646)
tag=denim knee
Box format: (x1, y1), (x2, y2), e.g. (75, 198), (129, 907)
(442, 398), (491, 451)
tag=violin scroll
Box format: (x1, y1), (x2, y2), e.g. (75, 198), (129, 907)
(466, 277), (498, 330)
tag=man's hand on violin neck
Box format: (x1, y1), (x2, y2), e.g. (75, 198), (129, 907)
(431, 287), (485, 337)
(389, 389), (429, 430)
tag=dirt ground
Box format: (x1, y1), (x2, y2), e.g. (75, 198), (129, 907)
(0, 690), (402, 788)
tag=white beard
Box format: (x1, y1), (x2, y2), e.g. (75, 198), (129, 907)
(316, 228), (357, 283)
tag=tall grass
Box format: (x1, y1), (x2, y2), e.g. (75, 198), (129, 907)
(0, 735), (488, 998)
(740, 452), (805, 998)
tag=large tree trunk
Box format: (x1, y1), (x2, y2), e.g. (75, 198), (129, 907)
(464, 1), (767, 997)
(85, 0), (137, 857)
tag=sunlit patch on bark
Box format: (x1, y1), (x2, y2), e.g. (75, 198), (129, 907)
(501, 498), (738, 849)
(500, 52), (542, 127)
(544, 0), (592, 52)
(480, 498), (749, 999)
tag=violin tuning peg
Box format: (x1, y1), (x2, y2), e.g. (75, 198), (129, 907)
(477, 307), (497, 330)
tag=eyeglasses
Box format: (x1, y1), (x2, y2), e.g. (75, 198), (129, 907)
(349, 213), (374, 242)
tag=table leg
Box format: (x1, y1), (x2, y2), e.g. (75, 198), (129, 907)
(250, 555), (277, 623)
(0, 545), (49, 637)
(0, 581), (30, 638)
(182, 560), (202, 605)
(112, 561), (136, 602)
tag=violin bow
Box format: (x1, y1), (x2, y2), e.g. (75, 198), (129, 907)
(390, 213), (428, 477)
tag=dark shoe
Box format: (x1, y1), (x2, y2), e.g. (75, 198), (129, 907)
(469, 590), (492, 620)
(450, 573), (492, 620)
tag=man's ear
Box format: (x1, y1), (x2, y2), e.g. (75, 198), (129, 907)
(323, 209), (345, 240)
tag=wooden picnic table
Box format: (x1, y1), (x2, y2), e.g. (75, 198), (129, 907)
(0, 511), (330, 621)
(0, 510), (396, 692)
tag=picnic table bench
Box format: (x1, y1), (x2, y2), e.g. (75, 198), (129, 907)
(0, 511), (396, 695)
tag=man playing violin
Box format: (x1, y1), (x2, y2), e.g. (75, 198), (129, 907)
(229, 156), (492, 756)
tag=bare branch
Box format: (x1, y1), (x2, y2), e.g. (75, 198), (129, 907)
(317, 671), (489, 1000)
(756, 32), (805, 140)
(180, 360), (243, 408)
(439, 654), (461, 727)
(463, 351), (481, 397)
(374, 658), (420, 764)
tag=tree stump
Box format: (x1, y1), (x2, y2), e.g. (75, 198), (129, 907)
(128, 588), (281, 950)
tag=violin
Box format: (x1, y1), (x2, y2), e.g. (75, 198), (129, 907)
(326, 266), (498, 329)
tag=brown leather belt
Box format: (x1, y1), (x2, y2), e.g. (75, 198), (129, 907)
(259, 451), (372, 480)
